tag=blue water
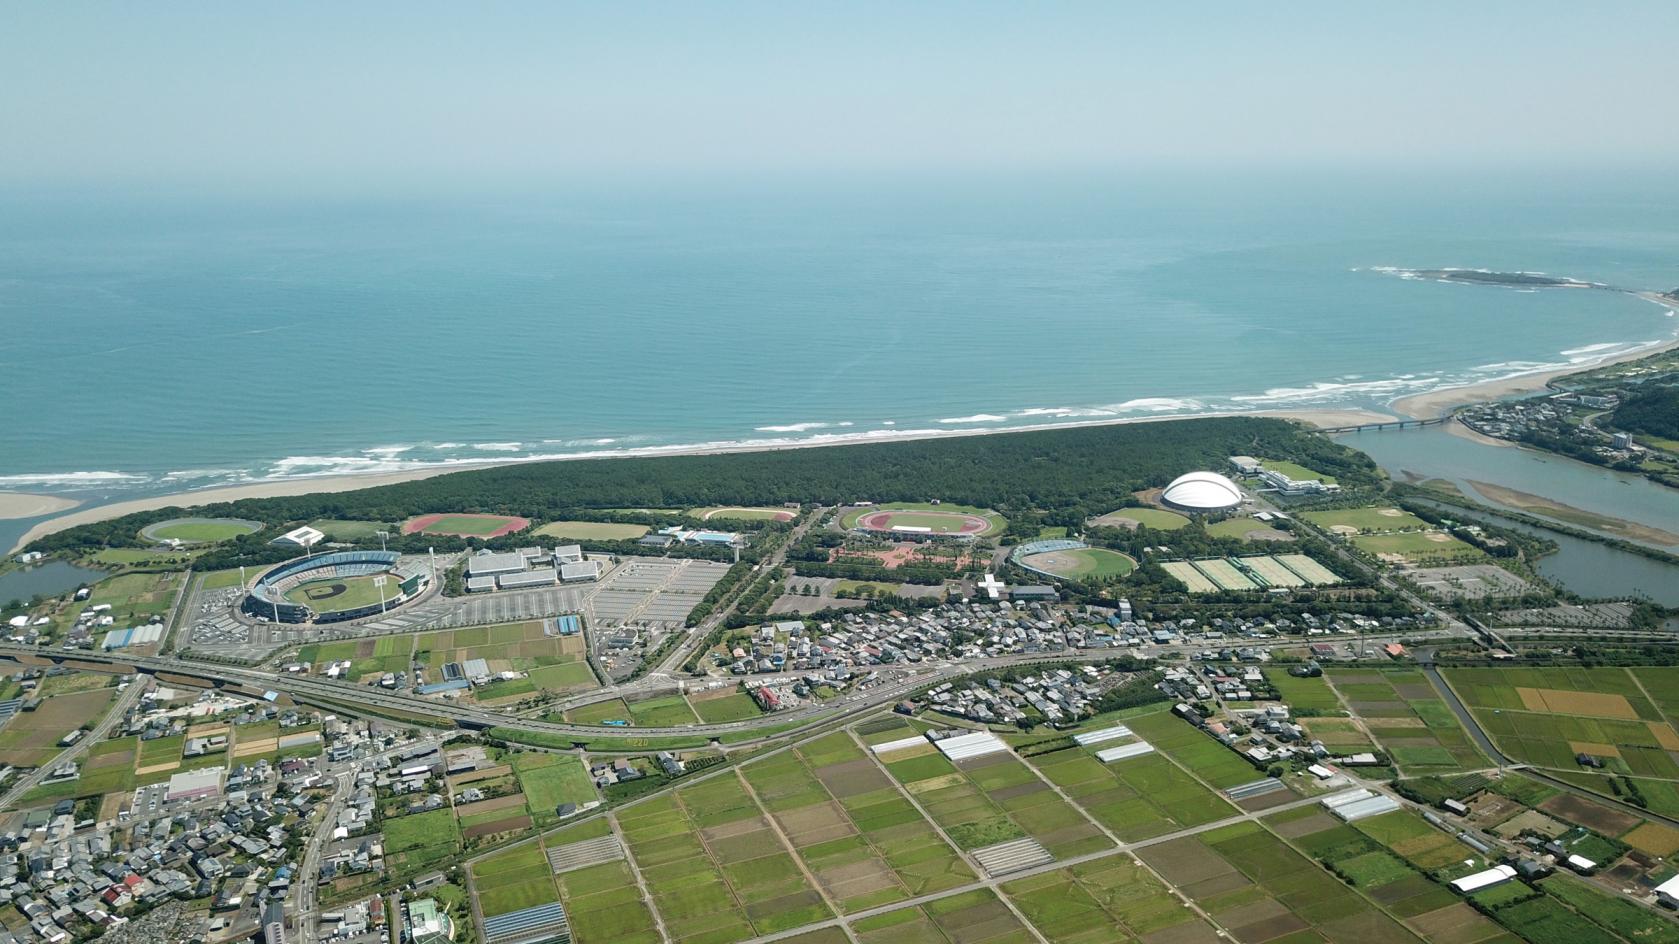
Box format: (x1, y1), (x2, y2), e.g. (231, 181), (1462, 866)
(3, 172), (1678, 503)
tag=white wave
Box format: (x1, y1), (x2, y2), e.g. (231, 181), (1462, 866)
(1471, 360), (1563, 373)
(1105, 397), (1206, 413)
(881, 420), (896, 426)
(1559, 342), (1626, 357)
(754, 422), (832, 433)
(162, 468), (244, 481)
(0, 471), (146, 486)
(1231, 377), (1438, 405)
(1015, 406), (1118, 419)
(471, 442), (523, 452)
(432, 442), (464, 450)
(937, 414), (1008, 424)
(361, 444), (414, 457)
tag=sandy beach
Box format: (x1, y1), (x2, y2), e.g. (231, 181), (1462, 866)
(1392, 291), (1679, 419)
(0, 492), (82, 520)
(7, 407), (1390, 553)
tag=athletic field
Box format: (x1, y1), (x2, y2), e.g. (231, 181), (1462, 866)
(141, 517), (261, 544)
(841, 502), (1004, 537)
(283, 574), (399, 613)
(402, 513), (531, 538)
(1302, 506), (1429, 533)
(534, 520), (650, 540)
(1018, 547), (1136, 579)
(689, 506), (796, 522)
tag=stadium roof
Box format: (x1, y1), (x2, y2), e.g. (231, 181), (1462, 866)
(1162, 471), (1244, 511)
(273, 525), (324, 547)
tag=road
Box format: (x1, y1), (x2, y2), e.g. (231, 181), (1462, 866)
(294, 769), (353, 944)
(0, 675), (149, 809)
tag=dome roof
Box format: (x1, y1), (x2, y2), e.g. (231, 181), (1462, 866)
(1162, 471), (1243, 511)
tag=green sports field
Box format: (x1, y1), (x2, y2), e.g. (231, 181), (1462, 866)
(1089, 507), (1190, 531)
(1018, 547), (1136, 579)
(283, 574), (398, 613)
(1351, 530), (1483, 563)
(141, 517), (261, 544)
(1258, 457), (1337, 484)
(689, 506), (797, 522)
(1302, 506), (1429, 532)
(840, 502), (1006, 536)
(534, 520), (650, 540)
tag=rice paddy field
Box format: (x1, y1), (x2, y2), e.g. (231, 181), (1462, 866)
(1027, 739), (1237, 840)
(1444, 666), (1679, 816)
(1329, 668), (1489, 773)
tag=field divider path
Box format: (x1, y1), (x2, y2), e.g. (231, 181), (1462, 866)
(606, 810), (673, 944)
(731, 769), (863, 944)
(669, 784), (760, 935)
(733, 790), (1329, 944)
(840, 728), (1052, 944)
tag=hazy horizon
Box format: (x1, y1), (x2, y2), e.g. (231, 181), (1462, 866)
(4, 2), (1677, 187)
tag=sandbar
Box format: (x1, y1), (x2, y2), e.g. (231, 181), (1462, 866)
(0, 492), (82, 520)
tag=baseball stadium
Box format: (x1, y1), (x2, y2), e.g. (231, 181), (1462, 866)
(1011, 539), (1137, 580)
(243, 551), (430, 624)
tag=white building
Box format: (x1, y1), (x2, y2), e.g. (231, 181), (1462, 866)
(273, 526), (324, 549)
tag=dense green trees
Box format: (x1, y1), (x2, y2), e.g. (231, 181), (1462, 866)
(1611, 385), (1679, 440)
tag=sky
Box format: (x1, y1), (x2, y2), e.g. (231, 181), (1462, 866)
(3, 2), (1677, 186)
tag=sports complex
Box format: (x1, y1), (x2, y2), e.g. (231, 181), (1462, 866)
(243, 550), (430, 623)
(402, 513), (531, 538)
(1011, 539), (1137, 579)
(841, 502), (1005, 539)
(140, 516), (262, 545)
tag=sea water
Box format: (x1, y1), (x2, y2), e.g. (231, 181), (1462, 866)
(3, 171), (1677, 502)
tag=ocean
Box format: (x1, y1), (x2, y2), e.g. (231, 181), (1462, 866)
(3, 171), (1678, 503)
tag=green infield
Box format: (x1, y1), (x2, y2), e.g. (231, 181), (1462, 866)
(307, 519), (394, 541)
(1089, 507), (1191, 531)
(1302, 506), (1429, 533)
(282, 573), (399, 613)
(1351, 530), (1483, 563)
(841, 502), (1006, 536)
(689, 505), (797, 522)
(533, 520), (650, 540)
(140, 517), (261, 544)
(1018, 546), (1136, 579)
(401, 512), (530, 537)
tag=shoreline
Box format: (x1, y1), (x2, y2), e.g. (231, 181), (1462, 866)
(1391, 291), (1679, 419)
(0, 492), (82, 520)
(7, 407), (1391, 553)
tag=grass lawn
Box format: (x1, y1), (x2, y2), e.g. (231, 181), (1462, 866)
(1302, 506), (1429, 532)
(1259, 458), (1337, 484)
(511, 753), (597, 821)
(534, 520), (650, 540)
(833, 579), (901, 596)
(405, 513), (527, 536)
(1205, 516), (1284, 540)
(1264, 669), (1343, 712)
(567, 699), (632, 725)
(627, 694), (701, 727)
(197, 568), (252, 591)
(527, 661), (597, 692)
(690, 692), (763, 723)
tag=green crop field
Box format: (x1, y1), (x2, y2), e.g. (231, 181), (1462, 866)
(534, 520), (651, 540)
(690, 691), (763, 723)
(1018, 546), (1136, 578)
(1331, 669), (1489, 773)
(141, 517), (261, 544)
(567, 698), (632, 725)
(511, 752), (596, 823)
(1264, 669), (1343, 712)
(627, 694), (700, 727)
(283, 573), (398, 612)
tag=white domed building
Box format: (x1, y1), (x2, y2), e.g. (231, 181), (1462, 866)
(1161, 471), (1244, 512)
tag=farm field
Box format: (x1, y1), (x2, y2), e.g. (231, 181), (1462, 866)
(1264, 669), (1343, 712)
(81, 570), (185, 627)
(1088, 506), (1190, 530)
(873, 731), (1111, 859)
(851, 889), (1035, 944)
(1446, 666), (1679, 785)
(1002, 855), (1222, 944)
(533, 520), (651, 540)
(566, 698), (633, 725)
(509, 751), (596, 825)
(1330, 669), (1488, 773)
(0, 687), (118, 767)
(1138, 819), (1420, 944)
(1028, 740), (1237, 841)
(626, 694), (701, 727)
(1302, 506), (1431, 532)
(689, 690), (765, 724)
(1124, 708), (1271, 789)
(411, 622), (596, 697)
(384, 807), (462, 875)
